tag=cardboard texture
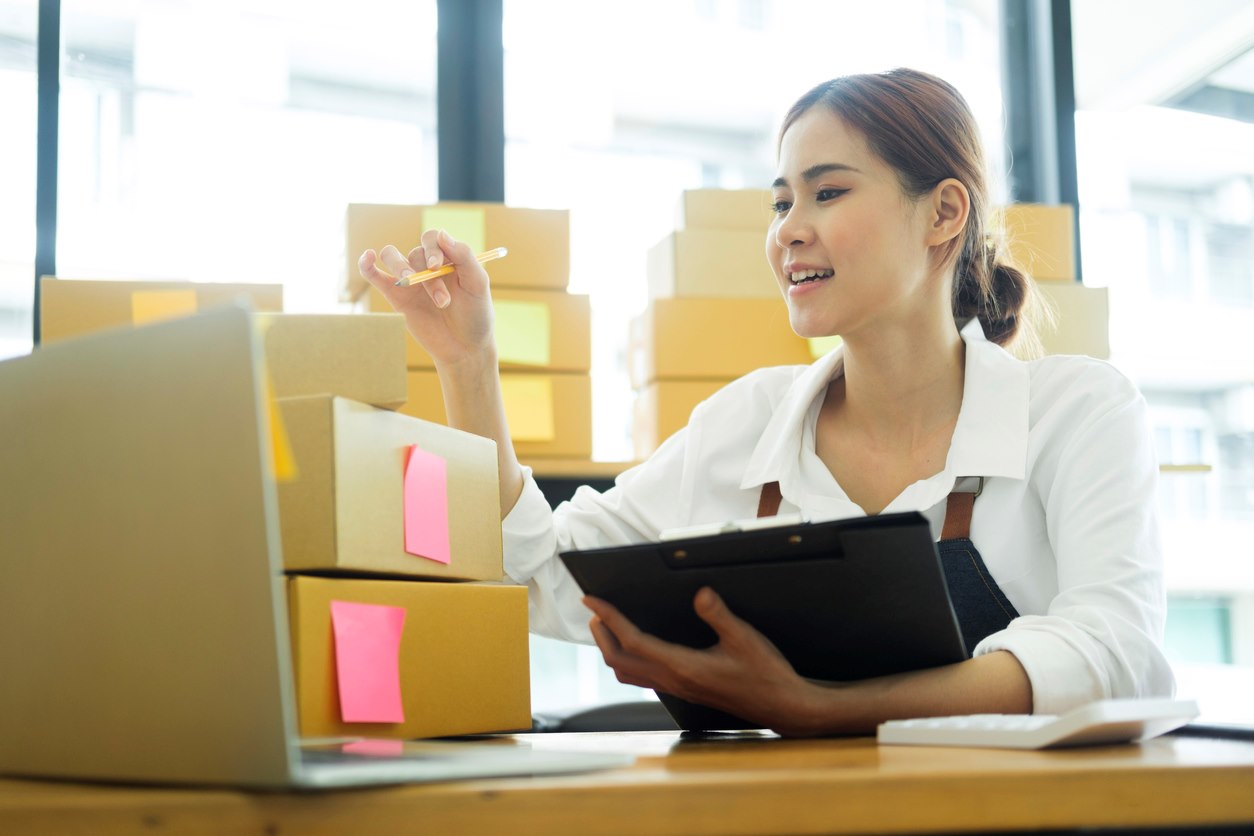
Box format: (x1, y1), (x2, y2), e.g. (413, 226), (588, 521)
(1035, 282), (1110, 359)
(647, 229), (778, 299)
(276, 395), (503, 581)
(999, 203), (1076, 282)
(367, 288), (592, 373)
(287, 576), (531, 739)
(676, 188), (774, 231)
(633, 379), (728, 459)
(344, 202), (570, 299)
(39, 277), (283, 343)
(403, 371), (593, 459)
(260, 314), (407, 409)
(629, 297), (811, 387)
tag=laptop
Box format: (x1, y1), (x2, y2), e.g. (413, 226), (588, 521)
(560, 512), (968, 731)
(0, 303), (630, 789)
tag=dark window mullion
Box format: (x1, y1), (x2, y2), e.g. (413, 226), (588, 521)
(436, 0), (504, 202)
(34, 0), (61, 345)
(1000, 0), (1082, 281)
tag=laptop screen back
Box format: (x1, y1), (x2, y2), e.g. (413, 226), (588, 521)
(0, 305), (298, 786)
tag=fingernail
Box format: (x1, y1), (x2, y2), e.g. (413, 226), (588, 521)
(400, 269), (414, 279)
(426, 255), (440, 269)
(434, 289), (450, 309)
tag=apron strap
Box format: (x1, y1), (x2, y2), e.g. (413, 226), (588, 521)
(941, 492), (974, 540)
(756, 481), (783, 518)
(756, 476), (984, 541)
(941, 476), (984, 540)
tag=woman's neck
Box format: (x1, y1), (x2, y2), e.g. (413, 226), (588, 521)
(828, 317), (967, 450)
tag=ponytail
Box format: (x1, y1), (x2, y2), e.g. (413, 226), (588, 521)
(952, 215), (1048, 358)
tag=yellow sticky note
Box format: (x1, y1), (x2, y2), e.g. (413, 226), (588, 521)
(131, 290), (198, 326)
(501, 376), (555, 441)
(263, 369), (298, 482)
(495, 300), (550, 366)
(253, 317), (296, 482)
(808, 335), (842, 359)
(422, 206), (486, 253)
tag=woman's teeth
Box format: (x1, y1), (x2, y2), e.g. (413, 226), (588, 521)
(789, 269), (834, 284)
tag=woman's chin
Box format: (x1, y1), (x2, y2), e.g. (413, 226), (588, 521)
(788, 317), (838, 341)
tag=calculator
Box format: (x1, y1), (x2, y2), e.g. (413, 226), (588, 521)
(876, 698), (1199, 749)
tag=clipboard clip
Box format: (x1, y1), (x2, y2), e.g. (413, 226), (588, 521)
(658, 512), (809, 543)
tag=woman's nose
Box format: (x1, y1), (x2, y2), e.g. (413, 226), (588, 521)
(775, 210), (811, 248)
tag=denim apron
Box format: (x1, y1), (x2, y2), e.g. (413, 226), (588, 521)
(756, 478), (1019, 654)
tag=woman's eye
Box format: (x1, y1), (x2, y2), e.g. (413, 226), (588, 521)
(770, 199), (792, 215)
(816, 188), (849, 202)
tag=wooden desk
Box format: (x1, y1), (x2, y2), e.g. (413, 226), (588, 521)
(3, 731), (1254, 835)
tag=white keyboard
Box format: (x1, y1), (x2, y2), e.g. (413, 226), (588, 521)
(877, 698), (1199, 749)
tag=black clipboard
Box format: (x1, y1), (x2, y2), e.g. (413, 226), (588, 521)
(559, 511), (967, 731)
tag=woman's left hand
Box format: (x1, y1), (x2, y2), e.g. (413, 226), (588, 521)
(584, 587), (826, 736)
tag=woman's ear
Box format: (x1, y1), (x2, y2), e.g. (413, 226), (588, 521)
(925, 178), (970, 248)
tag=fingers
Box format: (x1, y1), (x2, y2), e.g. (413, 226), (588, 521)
(376, 244), (415, 282)
(582, 596), (672, 661)
(407, 246), (451, 310)
(584, 596), (695, 690)
(357, 248), (392, 288)
(693, 587), (748, 642)
(588, 616), (657, 689)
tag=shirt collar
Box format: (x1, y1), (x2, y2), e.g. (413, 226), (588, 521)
(740, 319), (1029, 491)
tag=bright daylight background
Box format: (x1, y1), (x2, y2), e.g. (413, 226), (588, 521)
(0, 0), (1250, 722)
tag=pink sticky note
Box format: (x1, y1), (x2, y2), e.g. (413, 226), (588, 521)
(342, 738), (405, 757)
(329, 600), (406, 724)
(403, 445), (451, 564)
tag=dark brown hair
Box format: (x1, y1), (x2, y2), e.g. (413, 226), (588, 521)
(780, 68), (1038, 350)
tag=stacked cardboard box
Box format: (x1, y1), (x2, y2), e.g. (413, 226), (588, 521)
(344, 202), (593, 464)
(270, 315), (530, 741)
(39, 277), (284, 341)
(41, 282), (530, 740)
(999, 204), (1110, 359)
(632, 190), (823, 458)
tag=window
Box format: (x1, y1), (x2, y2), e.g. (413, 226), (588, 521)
(1207, 220), (1254, 307)
(1074, 7), (1254, 724)
(56, 0), (438, 312)
(504, 0), (1006, 714)
(0, 0), (36, 361)
(1145, 214), (1193, 300)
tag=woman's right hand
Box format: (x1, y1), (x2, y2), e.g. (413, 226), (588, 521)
(358, 229), (496, 370)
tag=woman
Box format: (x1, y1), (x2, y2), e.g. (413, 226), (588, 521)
(360, 68), (1174, 736)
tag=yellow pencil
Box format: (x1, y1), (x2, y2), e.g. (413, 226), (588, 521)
(391, 246), (509, 287)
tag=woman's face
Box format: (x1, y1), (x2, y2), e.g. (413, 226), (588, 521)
(766, 108), (936, 340)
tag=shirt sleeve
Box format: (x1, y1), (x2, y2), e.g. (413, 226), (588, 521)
(501, 424), (700, 644)
(974, 369), (1175, 714)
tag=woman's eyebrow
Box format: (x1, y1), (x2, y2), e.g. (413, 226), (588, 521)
(772, 162), (862, 189)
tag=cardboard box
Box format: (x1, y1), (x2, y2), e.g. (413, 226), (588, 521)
(344, 202), (570, 299)
(277, 395), (502, 581)
(403, 371), (593, 459)
(287, 575), (530, 739)
(261, 314), (407, 409)
(999, 203), (1076, 282)
(367, 288), (592, 373)
(629, 297), (811, 387)
(676, 188), (774, 231)
(647, 229), (778, 299)
(633, 379), (728, 459)
(1035, 282), (1109, 359)
(39, 277), (283, 343)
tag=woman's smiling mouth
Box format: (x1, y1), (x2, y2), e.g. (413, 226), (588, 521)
(789, 268), (834, 285)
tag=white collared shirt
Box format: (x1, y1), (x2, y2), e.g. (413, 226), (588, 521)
(502, 320), (1175, 714)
